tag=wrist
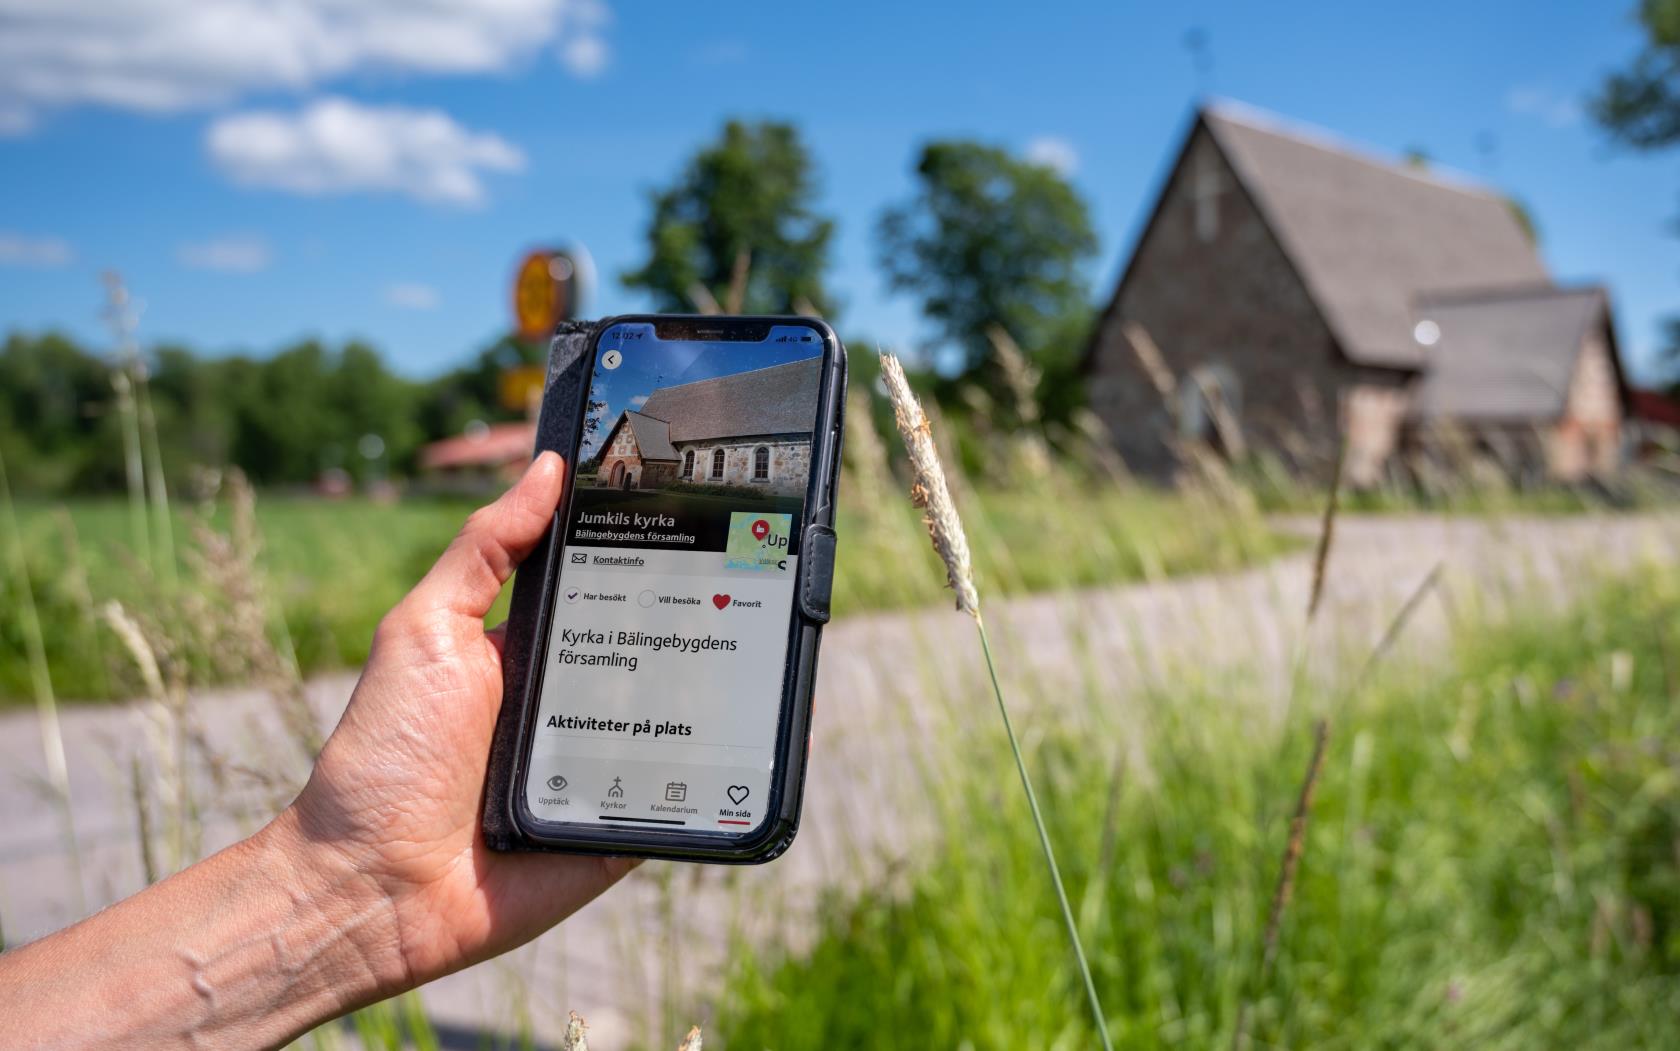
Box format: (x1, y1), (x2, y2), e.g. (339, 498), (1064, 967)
(248, 805), (414, 1010)
(0, 809), (410, 1050)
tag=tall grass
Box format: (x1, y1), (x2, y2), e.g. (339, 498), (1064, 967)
(713, 574), (1680, 1048)
(1, 462), (1285, 705)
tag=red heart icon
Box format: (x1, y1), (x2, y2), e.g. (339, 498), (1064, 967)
(751, 518), (769, 541)
(712, 594), (731, 610)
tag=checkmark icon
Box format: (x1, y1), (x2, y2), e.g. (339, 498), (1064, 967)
(564, 588), (581, 603)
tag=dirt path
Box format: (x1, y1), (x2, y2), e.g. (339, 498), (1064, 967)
(3, 513), (1677, 1047)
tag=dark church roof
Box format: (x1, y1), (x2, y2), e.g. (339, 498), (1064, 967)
(1408, 285), (1612, 421)
(622, 411), (679, 461)
(1202, 103), (1549, 370)
(637, 357), (822, 442)
(603, 357), (822, 461)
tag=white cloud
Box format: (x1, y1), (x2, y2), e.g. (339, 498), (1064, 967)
(627, 394), (649, 409)
(207, 97), (525, 206)
(558, 0), (611, 77)
(0, 232), (74, 268)
(1506, 86), (1581, 128)
(385, 282), (441, 310)
(177, 234), (271, 272)
(1026, 135), (1079, 176)
(0, 0), (611, 129)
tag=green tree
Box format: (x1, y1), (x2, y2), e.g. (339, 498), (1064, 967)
(622, 119), (836, 316)
(1594, 0), (1680, 147)
(1596, 0), (1680, 378)
(877, 140), (1098, 384)
(0, 331), (118, 492)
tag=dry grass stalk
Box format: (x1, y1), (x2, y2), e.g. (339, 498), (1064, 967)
(879, 354), (979, 616)
(103, 597), (202, 869)
(724, 248), (751, 314)
(101, 600), (165, 702)
(561, 1011), (588, 1051)
(986, 324), (1052, 477)
(842, 390), (895, 502)
(185, 469), (321, 763)
(879, 350), (1113, 1051)
(1070, 408), (1135, 485)
(1187, 367), (1247, 460)
(0, 445), (85, 912)
(686, 281), (723, 315)
(1233, 717), (1331, 1051)
(102, 271), (155, 568)
(1261, 718), (1330, 976)
(1306, 433), (1348, 624)
(130, 753), (158, 886)
(1121, 320), (1176, 399)
(1350, 563), (1443, 690)
(555, 1012), (700, 1050)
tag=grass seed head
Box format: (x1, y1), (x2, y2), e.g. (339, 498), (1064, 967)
(879, 352), (980, 616)
(562, 1011), (588, 1051)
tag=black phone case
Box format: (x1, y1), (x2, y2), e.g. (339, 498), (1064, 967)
(481, 317), (845, 863)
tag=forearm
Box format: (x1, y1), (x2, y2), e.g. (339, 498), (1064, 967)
(0, 808), (408, 1050)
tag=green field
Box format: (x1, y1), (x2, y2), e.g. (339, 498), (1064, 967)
(715, 576), (1680, 1049)
(0, 471), (1285, 703)
(1, 496), (484, 702)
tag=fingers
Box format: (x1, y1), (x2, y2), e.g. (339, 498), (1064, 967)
(411, 452), (565, 619)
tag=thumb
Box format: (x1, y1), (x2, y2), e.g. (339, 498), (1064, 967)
(410, 451), (565, 619)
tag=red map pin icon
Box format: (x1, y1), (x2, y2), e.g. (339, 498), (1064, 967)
(751, 518), (769, 541)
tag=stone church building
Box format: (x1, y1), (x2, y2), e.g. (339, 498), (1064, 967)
(1083, 102), (1629, 485)
(595, 357), (818, 496)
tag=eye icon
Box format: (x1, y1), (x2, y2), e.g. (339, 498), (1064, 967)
(601, 350), (622, 370)
(546, 774), (568, 792)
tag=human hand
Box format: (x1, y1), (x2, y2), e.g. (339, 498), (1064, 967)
(279, 450), (637, 990)
(0, 452), (637, 1050)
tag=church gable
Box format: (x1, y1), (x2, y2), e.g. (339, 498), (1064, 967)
(1081, 101), (1629, 484)
(1084, 118), (1350, 473)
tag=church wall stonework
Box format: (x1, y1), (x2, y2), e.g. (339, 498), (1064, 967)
(1086, 126), (1400, 480)
(677, 436), (810, 497)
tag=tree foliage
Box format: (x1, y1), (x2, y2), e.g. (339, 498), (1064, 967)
(1595, 0), (1680, 379)
(621, 120), (836, 316)
(0, 330), (543, 494)
(1594, 0), (1680, 148)
(876, 140), (1098, 382)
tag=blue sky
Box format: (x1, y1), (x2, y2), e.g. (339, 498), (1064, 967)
(581, 322), (821, 460)
(2, 2), (1677, 382)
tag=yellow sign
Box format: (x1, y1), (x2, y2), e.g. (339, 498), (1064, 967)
(499, 365), (547, 413)
(512, 250), (574, 341)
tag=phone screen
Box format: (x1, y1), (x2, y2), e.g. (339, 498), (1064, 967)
(521, 320), (829, 838)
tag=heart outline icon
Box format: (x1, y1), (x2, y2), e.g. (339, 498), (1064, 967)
(712, 594), (731, 610)
(727, 785), (749, 805)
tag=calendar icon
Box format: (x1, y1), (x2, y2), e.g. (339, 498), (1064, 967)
(664, 782), (687, 802)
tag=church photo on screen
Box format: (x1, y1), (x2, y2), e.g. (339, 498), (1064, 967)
(591, 357), (820, 498)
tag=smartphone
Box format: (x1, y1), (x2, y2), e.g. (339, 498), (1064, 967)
(505, 315), (845, 863)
